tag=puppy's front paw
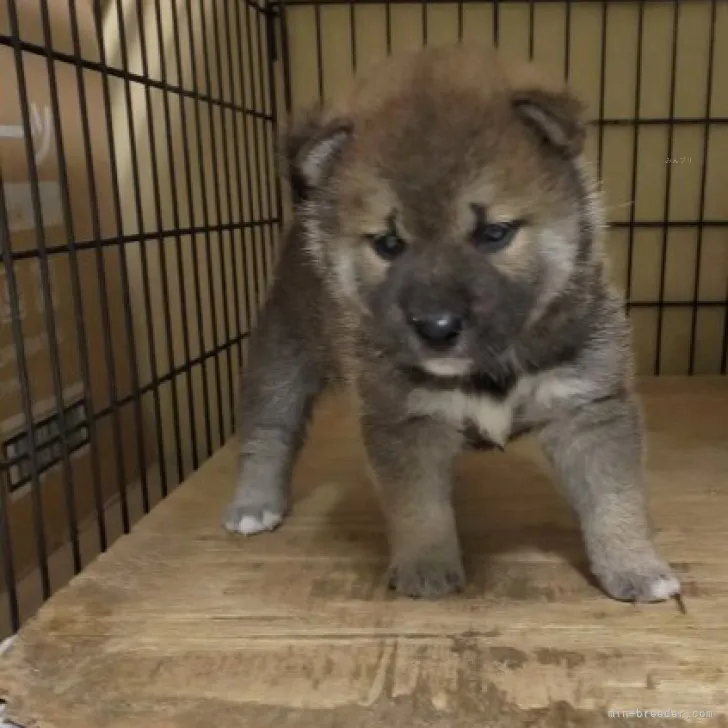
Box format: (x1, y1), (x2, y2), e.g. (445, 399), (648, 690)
(388, 556), (465, 599)
(222, 503), (283, 536)
(592, 551), (681, 603)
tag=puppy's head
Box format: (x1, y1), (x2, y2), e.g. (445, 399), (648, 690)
(287, 46), (603, 380)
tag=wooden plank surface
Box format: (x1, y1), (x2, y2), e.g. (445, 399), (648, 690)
(1, 377), (727, 728)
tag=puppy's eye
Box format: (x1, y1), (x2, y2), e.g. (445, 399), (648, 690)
(471, 221), (519, 252)
(369, 232), (406, 261)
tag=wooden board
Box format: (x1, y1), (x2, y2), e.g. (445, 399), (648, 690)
(1, 377), (727, 728)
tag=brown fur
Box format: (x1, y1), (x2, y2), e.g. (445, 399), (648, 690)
(223, 46), (681, 605)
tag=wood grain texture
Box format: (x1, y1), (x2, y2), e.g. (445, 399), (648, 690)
(1, 377), (727, 728)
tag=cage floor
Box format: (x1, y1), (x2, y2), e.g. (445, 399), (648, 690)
(1, 377), (727, 728)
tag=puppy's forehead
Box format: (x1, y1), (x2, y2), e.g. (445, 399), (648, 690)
(342, 129), (558, 240)
(353, 111), (550, 211)
(329, 48), (581, 235)
(339, 169), (401, 232)
(364, 88), (513, 177)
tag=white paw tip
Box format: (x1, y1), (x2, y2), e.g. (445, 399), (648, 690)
(261, 510), (282, 529)
(236, 510), (282, 535)
(648, 575), (681, 601)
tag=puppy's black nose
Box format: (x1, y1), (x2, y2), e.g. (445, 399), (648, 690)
(408, 311), (462, 347)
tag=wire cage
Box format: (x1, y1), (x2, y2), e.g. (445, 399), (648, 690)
(0, 0), (726, 638)
(0, 0), (282, 636)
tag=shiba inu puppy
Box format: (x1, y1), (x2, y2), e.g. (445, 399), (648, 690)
(223, 45), (681, 605)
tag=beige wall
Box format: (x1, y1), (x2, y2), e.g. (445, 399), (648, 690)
(282, 0), (728, 378)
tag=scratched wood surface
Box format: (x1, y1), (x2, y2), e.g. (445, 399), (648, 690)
(1, 377), (727, 728)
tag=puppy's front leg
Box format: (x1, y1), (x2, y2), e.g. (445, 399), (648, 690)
(360, 410), (465, 599)
(222, 299), (323, 536)
(538, 393), (681, 603)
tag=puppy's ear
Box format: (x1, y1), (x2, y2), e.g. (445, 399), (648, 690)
(511, 88), (586, 158)
(282, 110), (353, 202)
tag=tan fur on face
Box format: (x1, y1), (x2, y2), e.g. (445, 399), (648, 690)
(488, 228), (537, 278)
(451, 170), (581, 280)
(332, 170), (402, 297)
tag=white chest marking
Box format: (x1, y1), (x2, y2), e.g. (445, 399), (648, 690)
(407, 371), (597, 447)
(408, 388), (516, 447)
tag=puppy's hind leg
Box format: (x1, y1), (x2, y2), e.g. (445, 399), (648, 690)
(222, 311), (323, 536)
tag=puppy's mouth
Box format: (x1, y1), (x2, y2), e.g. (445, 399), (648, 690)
(420, 357), (473, 378)
(400, 357), (519, 399)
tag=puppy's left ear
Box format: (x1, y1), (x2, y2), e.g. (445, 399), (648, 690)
(511, 88), (586, 158)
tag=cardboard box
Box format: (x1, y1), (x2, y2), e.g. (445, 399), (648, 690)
(0, 0), (145, 585)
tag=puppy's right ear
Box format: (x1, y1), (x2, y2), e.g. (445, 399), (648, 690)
(283, 110), (354, 202)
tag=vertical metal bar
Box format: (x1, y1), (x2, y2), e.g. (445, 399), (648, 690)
(213, 0), (245, 430)
(722, 279), (728, 374)
(422, 0), (428, 46)
(233, 0), (264, 316)
(159, 0), (201, 474)
(350, 0), (357, 73)
(222, 0), (253, 370)
(564, 0), (572, 81)
(385, 0), (392, 57)
(92, 0), (150, 525)
(112, 0), (163, 510)
(68, 0), (132, 533)
(7, 0), (81, 574)
(198, 0), (234, 443)
(625, 0), (645, 308)
(457, 0), (464, 42)
(182, 0), (219, 458)
(255, 5), (278, 281)
(134, 0), (183, 492)
(38, 0), (108, 552)
(492, 0), (500, 48)
(243, 4), (268, 289)
(264, 4), (286, 292)
(688, 0), (717, 374)
(315, 2), (324, 103)
(277, 0), (293, 116)
(0, 171), (51, 601)
(596, 1), (608, 181)
(528, 0), (535, 60)
(265, 5), (286, 246)
(655, 0), (681, 375)
(245, 4), (272, 288)
(0, 469), (19, 633)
